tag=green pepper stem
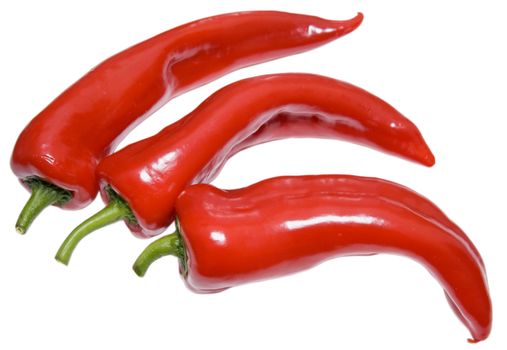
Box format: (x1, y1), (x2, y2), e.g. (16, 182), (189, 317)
(55, 191), (133, 265)
(16, 177), (71, 235)
(133, 233), (183, 277)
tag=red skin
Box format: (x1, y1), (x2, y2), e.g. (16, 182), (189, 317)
(97, 73), (435, 237)
(174, 175), (491, 342)
(11, 11), (363, 208)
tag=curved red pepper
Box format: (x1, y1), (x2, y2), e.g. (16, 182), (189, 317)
(133, 175), (491, 343)
(54, 73), (435, 264)
(11, 11), (363, 233)
(100, 73), (435, 235)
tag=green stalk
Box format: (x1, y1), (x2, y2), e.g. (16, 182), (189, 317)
(133, 230), (186, 277)
(16, 177), (71, 234)
(55, 188), (136, 265)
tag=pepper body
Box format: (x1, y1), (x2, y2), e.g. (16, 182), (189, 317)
(170, 175), (490, 342)
(11, 11), (363, 208)
(97, 73), (434, 237)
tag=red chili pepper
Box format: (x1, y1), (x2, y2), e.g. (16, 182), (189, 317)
(55, 73), (435, 264)
(11, 11), (363, 234)
(132, 175), (491, 343)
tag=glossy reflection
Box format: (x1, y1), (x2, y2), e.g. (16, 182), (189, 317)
(284, 214), (383, 230)
(210, 231), (226, 246)
(174, 175), (491, 342)
(11, 11), (362, 209)
(98, 73), (434, 235)
(139, 151), (180, 185)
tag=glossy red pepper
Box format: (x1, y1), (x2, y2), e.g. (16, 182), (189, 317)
(132, 175), (491, 343)
(54, 73), (435, 264)
(11, 11), (363, 234)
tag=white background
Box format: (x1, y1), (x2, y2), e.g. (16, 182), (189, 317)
(0, 1), (505, 349)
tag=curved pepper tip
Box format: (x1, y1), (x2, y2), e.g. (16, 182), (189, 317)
(343, 12), (364, 32)
(467, 334), (489, 344)
(422, 150), (436, 167)
(355, 12), (364, 23)
(408, 137), (436, 167)
(467, 324), (492, 343)
(330, 12), (363, 36)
